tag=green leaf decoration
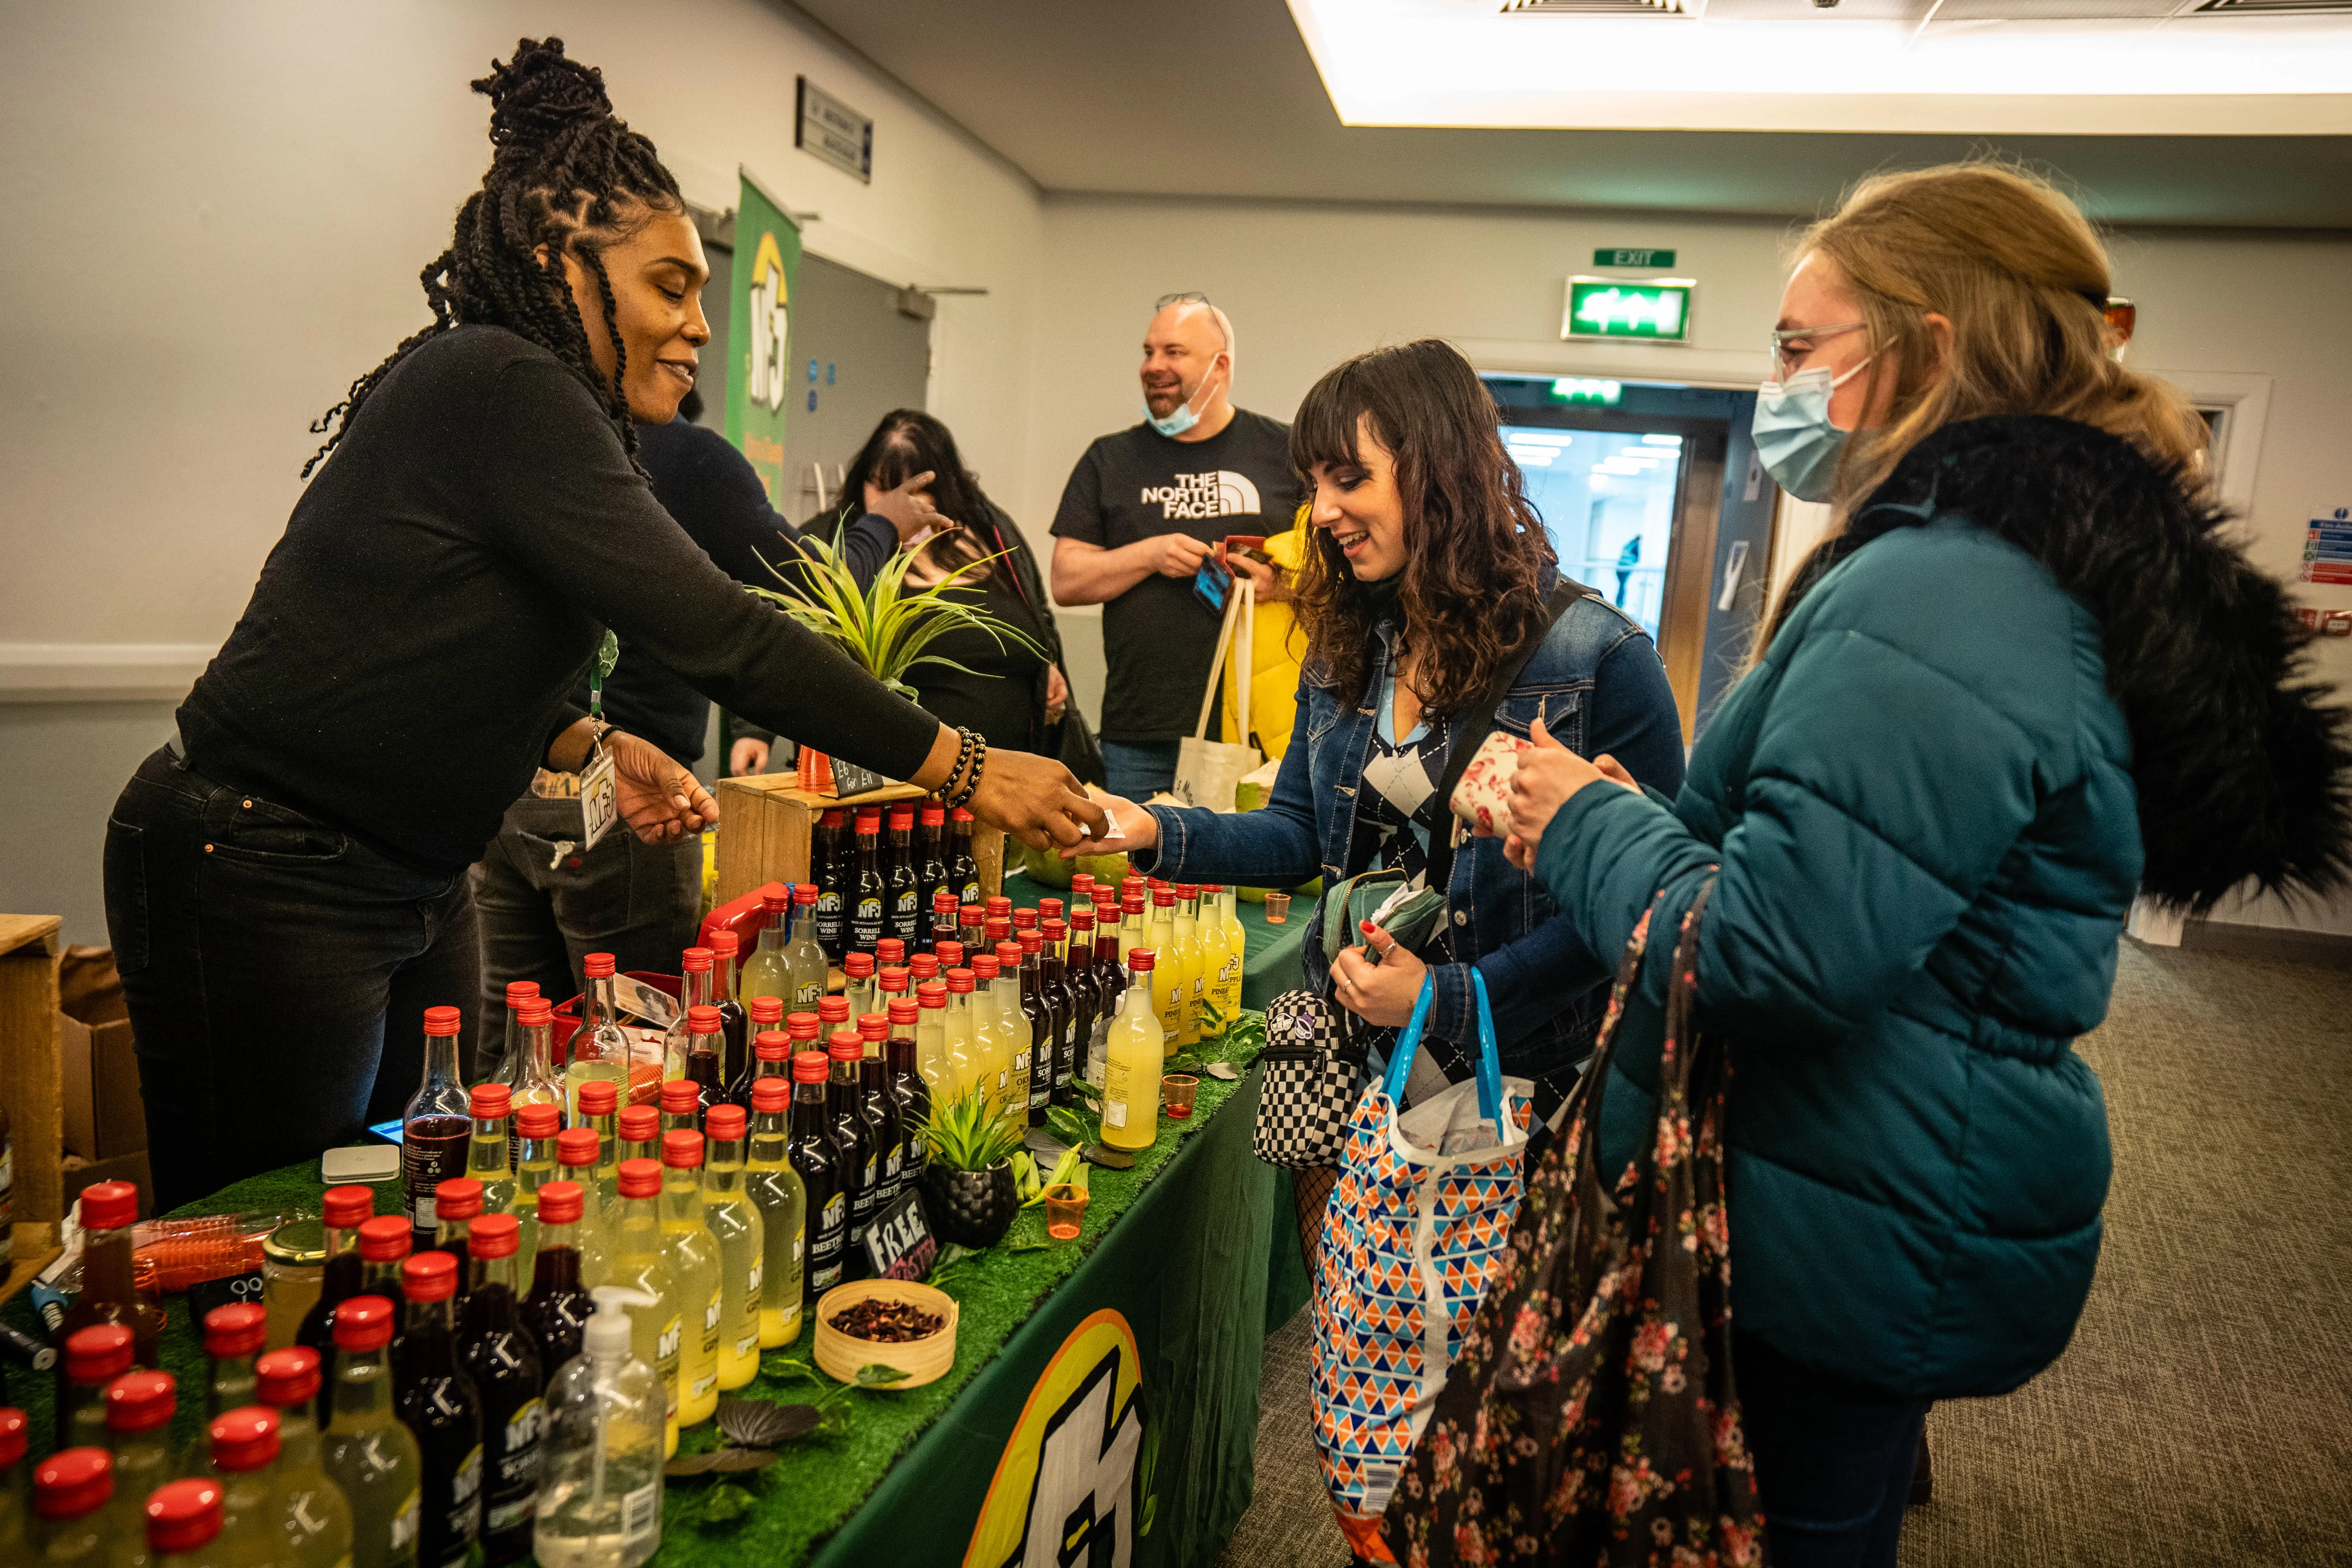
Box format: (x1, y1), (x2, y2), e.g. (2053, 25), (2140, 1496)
(854, 1362), (915, 1389)
(745, 532), (1046, 694)
(666, 1447), (782, 1478)
(717, 1398), (821, 1447)
(1202, 1061), (1240, 1081)
(920, 1085), (1027, 1172)
(699, 1481), (760, 1523)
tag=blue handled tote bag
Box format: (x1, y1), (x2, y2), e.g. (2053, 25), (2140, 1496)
(1311, 970), (1532, 1559)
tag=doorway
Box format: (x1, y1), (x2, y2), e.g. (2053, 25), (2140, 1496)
(1485, 378), (1776, 744)
(779, 255), (934, 526)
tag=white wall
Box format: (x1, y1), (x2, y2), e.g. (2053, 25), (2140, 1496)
(1025, 194), (2352, 932)
(0, 0), (1044, 941)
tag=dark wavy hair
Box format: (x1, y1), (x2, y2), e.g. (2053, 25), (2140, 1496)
(302, 38), (682, 476)
(825, 409), (1007, 582)
(1289, 340), (1557, 712)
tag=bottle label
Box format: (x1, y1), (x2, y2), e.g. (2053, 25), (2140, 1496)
(883, 1146), (902, 1178)
(621, 1480), (662, 1550)
(748, 1261), (764, 1295)
(1104, 1097), (1129, 1129)
(1104, 1059), (1133, 1129)
(693, 1369), (717, 1399)
(657, 1315), (682, 1365)
(486, 1494), (535, 1535)
(737, 1328), (761, 1357)
(390, 1489), (422, 1555)
(812, 1255), (843, 1292)
(821, 1193), (845, 1233)
(449, 1443), (484, 1544)
(704, 1291), (723, 1337)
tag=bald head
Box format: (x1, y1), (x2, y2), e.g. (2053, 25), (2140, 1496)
(1141, 301), (1237, 437)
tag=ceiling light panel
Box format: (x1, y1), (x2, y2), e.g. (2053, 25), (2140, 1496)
(1286, 0), (2352, 133)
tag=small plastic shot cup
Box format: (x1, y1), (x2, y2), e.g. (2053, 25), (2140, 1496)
(1043, 1183), (1090, 1241)
(1264, 891), (1291, 924)
(1162, 1074), (1199, 1120)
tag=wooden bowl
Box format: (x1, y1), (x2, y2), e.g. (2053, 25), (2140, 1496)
(813, 1278), (959, 1389)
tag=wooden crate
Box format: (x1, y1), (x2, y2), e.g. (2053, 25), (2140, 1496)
(0, 915), (66, 1301)
(712, 777), (1005, 911)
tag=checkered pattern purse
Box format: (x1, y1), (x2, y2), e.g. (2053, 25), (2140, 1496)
(1252, 989), (1370, 1169)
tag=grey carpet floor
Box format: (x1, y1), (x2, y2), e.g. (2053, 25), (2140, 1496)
(1215, 940), (2352, 1568)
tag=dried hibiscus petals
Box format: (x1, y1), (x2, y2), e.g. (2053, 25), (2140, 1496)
(829, 1297), (944, 1342)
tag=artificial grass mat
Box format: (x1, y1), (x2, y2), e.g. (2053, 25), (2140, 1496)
(3, 1018), (1272, 1567)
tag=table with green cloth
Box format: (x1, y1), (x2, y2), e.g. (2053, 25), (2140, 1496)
(3, 1019), (1316, 1568)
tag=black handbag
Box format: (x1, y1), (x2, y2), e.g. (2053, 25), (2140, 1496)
(1051, 691), (1107, 789)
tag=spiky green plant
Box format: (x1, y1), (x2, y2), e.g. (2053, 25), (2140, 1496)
(920, 1086), (1026, 1172)
(748, 533), (1047, 701)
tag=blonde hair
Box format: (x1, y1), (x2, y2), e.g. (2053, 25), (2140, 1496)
(1805, 163), (2209, 517)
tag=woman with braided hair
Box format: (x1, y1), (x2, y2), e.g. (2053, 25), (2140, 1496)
(104, 39), (1103, 1209)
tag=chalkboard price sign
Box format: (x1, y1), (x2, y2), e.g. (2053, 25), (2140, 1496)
(863, 1189), (938, 1281)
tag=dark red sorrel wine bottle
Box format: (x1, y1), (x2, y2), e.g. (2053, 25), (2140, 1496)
(403, 1006), (473, 1249)
(394, 1251), (484, 1568)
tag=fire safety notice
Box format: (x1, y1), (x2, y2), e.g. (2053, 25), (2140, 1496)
(2302, 503), (2352, 586)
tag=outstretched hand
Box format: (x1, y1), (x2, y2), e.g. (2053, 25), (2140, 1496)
(1498, 717), (1639, 872)
(608, 730), (720, 845)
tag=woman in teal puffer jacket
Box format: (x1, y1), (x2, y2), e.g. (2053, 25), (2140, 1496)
(1503, 164), (2352, 1567)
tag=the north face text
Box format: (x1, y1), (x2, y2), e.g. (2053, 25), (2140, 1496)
(1141, 470), (1263, 520)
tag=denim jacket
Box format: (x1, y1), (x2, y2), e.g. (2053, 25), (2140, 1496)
(1138, 572), (1686, 1090)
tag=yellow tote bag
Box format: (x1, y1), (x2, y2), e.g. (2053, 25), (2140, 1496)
(1219, 515), (1310, 763)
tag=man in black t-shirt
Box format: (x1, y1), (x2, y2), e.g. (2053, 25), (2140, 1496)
(1051, 298), (1304, 799)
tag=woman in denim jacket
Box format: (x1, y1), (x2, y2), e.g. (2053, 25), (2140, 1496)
(1094, 339), (1686, 1230)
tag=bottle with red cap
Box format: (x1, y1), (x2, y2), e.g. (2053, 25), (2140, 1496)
(502, 995), (562, 1172)
(142, 1476), (220, 1568)
(785, 1053), (847, 1308)
(662, 948), (718, 1087)
(1064, 906), (1105, 1083)
(564, 958), (630, 1127)
(913, 981), (952, 1099)
(785, 883), (828, 1011)
(990, 941), (1029, 1122)
(512, 1102), (563, 1276)
(884, 805), (922, 951)
(463, 1083), (517, 1219)
(1040, 919), (1081, 1110)
(354, 1216), (414, 1305)
(741, 1081), (804, 1347)
(925, 888), (959, 960)
(840, 951), (879, 1031)
(34, 1447), (115, 1564)
(660, 1074), (705, 1143)
(487, 979), (543, 1153)
(320, 1295), (423, 1568)
(1101, 949), (1165, 1152)
(957, 903), (986, 959)
(617, 1106), (659, 1169)
(657, 1133), (722, 1428)
(551, 1131), (610, 1291)
(59, 1180), (163, 1370)
(916, 803), (952, 920)
(573, 1081), (621, 1232)
(811, 807), (849, 962)
(1117, 889), (1150, 965)
(393, 1253), (483, 1568)
(1012, 907), (1040, 934)
(456, 1215), (543, 1565)
(402, 1007), (474, 1245)
(853, 1017), (906, 1208)
(883, 999), (930, 1187)
(698, 1106), (764, 1391)
(737, 888), (795, 1019)
(824, 1032), (882, 1273)
(605, 1159), (682, 1458)
(703, 928), (749, 1090)
(432, 1179), (485, 1291)
(522, 1181), (597, 1371)
(950, 808), (981, 908)
(102, 1368), (174, 1557)
(940, 971), (981, 1103)
(0, 1406), (28, 1558)
(1088, 900), (1132, 1090)
(877, 935), (906, 969)
(848, 808), (887, 955)
(181, 1305), (263, 1467)
(254, 1346), (353, 1568)
(909, 951), (941, 988)
(207, 1405), (286, 1567)
(1018, 931), (1054, 1125)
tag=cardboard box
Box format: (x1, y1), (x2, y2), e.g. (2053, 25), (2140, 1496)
(63, 1151), (154, 1219)
(0, 914), (65, 1233)
(59, 947), (145, 1161)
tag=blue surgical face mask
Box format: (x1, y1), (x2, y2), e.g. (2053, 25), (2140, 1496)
(1752, 358), (1872, 503)
(1144, 354), (1225, 438)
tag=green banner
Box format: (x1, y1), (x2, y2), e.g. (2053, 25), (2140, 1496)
(728, 168), (800, 509)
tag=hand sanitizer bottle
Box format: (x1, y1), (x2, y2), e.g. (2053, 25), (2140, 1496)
(532, 1288), (665, 1568)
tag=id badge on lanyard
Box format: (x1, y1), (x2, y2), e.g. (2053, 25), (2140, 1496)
(580, 631), (621, 851)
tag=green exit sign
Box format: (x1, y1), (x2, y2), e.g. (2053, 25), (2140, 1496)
(1563, 276), (1696, 344)
(1593, 248), (1675, 268)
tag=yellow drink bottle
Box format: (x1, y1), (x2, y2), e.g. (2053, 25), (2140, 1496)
(1204, 884), (1246, 1037)
(1149, 890), (1185, 1052)
(699, 1108), (766, 1391)
(511, 1102), (561, 1278)
(913, 982), (952, 1098)
(319, 1296), (423, 1568)
(941, 973), (979, 1100)
(656, 1135), (723, 1430)
(607, 1161), (682, 1458)
(255, 1346), (357, 1568)
(1100, 950), (1165, 1152)
(1171, 886), (1208, 1047)
(742, 1080), (806, 1349)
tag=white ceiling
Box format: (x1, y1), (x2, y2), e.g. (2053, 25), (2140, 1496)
(789, 0), (2352, 227)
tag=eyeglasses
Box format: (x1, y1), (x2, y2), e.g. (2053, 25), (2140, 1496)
(1768, 321), (1866, 379)
(1155, 291), (1210, 310)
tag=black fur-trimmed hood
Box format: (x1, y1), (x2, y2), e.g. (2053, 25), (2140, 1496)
(1814, 415), (2352, 914)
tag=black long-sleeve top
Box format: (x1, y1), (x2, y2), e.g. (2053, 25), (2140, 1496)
(583, 418), (896, 762)
(177, 326), (940, 872)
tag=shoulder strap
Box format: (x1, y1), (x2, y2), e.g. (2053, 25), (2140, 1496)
(1424, 577), (1591, 895)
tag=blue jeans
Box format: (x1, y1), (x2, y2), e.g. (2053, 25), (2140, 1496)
(1101, 738), (1182, 801)
(1736, 1330), (1929, 1568)
(104, 745), (479, 1211)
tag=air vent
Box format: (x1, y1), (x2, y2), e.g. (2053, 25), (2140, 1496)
(1931, 0), (2178, 19)
(2193, 0), (2352, 12)
(1502, 0), (1697, 15)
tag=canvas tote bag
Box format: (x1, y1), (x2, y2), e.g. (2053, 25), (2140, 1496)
(1312, 970), (1532, 1560)
(1172, 574), (1263, 809)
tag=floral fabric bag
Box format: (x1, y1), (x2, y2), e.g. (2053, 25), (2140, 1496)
(1313, 970), (1532, 1559)
(1382, 876), (1767, 1567)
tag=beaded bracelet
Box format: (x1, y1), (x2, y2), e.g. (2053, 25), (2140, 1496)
(945, 729), (988, 810)
(942, 726), (977, 803)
